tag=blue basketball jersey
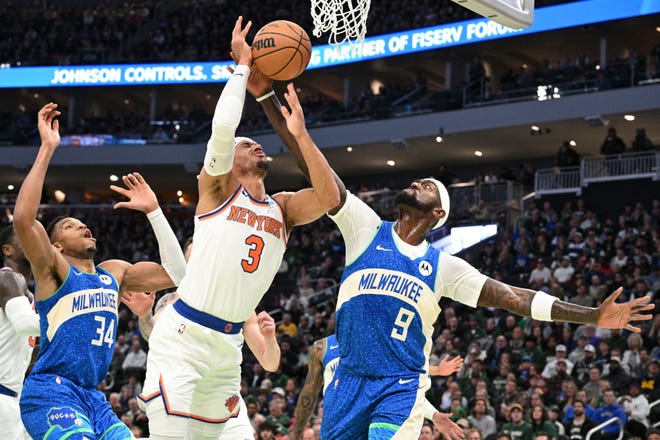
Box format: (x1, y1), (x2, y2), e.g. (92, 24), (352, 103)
(322, 334), (340, 394)
(32, 265), (119, 388)
(335, 221), (440, 378)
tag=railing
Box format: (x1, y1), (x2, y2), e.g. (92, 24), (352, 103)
(534, 166), (582, 195)
(650, 398), (660, 429)
(582, 151), (659, 183)
(535, 151), (660, 196)
(585, 416), (624, 440)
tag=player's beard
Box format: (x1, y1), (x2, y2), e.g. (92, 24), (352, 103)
(395, 190), (435, 214)
(256, 158), (271, 172)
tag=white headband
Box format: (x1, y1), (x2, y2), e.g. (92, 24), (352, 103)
(233, 136), (254, 148)
(426, 177), (451, 230)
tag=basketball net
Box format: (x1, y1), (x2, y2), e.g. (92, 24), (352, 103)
(311, 0), (371, 48)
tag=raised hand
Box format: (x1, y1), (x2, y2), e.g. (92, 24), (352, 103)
(432, 412), (465, 440)
(429, 354), (464, 377)
(280, 83), (307, 138)
(597, 287), (654, 333)
(110, 172), (159, 213)
(37, 103), (61, 149)
(228, 52), (273, 97)
(257, 311), (276, 339)
(231, 16), (253, 66)
(121, 291), (155, 318)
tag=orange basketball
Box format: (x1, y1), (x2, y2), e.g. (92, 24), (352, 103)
(252, 20), (312, 81)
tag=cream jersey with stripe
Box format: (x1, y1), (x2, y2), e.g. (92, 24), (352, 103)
(177, 185), (287, 322)
(0, 267), (35, 394)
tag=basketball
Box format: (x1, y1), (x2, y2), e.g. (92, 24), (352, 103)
(252, 20), (312, 81)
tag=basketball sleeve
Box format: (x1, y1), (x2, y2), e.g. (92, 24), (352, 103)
(204, 64), (250, 176)
(328, 192), (381, 265)
(436, 252), (488, 307)
(5, 296), (40, 336)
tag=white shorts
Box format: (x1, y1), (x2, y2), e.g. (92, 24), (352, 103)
(0, 393), (30, 440)
(139, 304), (245, 437)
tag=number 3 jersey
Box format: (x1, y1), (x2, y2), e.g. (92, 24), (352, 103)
(177, 185), (287, 322)
(330, 193), (487, 379)
(31, 265), (119, 388)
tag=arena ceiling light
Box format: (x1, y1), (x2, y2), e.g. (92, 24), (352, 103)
(176, 190), (183, 197)
(346, 146), (353, 152)
(7, 184), (14, 190)
(109, 174), (118, 182)
(624, 114), (635, 121)
(569, 140), (577, 147)
(474, 150), (483, 157)
(387, 160), (396, 166)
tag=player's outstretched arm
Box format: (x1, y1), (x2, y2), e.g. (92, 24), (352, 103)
(477, 278), (654, 332)
(291, 339), (326, 440)
(198, 16), (252, 212)
(428, 407), (465, 440)
(246, 72), (347, 215)
(277, 84), (342, 226)
(13, 103), (65, 277)
(110, 172), (186, 285)
(243, 311), (280, 371)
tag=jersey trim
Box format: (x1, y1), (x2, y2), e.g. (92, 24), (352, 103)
(198, 184), (242, 221)
(242, 187), (272, 206)
(270, 195), (288, 243)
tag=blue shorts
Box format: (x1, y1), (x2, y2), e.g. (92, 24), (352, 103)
(20, 373), (133, 440)
(321, 365), (426, 440)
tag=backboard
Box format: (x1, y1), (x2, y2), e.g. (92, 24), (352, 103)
(450, 0), (534, 29)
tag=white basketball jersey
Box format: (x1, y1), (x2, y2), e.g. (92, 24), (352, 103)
(0, 267), (35, 394)
(177, 185), (287, 322)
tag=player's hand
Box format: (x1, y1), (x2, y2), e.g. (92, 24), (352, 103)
(597, 287), (654, 333)
(430, 354), (464, 376)
(231, 16), (253, 66)
(121, 291), (155, 318)
(280, 83), (307, 138)
(432, 412), (465, 440)
(37, 103), (61, 150)
(257, 311), (276, 339)
(110, 172), (159, 213)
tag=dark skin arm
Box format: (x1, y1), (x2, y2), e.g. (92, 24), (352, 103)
(291, 339), (326, 440)
(230, 65), (347, 215)
(477, 279), (654, 332)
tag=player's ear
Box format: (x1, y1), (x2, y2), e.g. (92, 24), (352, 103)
(433, 206), (446, 221)
(1, 243), (11, 258)
(52, 242), (64, 253)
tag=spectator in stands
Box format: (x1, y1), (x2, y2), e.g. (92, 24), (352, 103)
(601, 127), (627, 155)
(277, 313), (298, 339)
(604, 356), (632, 394)
(529, 405), (558, 439)
(121, 335), (147, 381)
(631, 128), (655, 152)
(501, 403), (533, 440)
(553, 256), (575, 287)
(468, 397), (497, 438)
(622, 333), (644, 376)
(619, 381), (650, 439)
(419, 420), (434, 440)
(556, 140), (580, 167)
(542, 344), (575, 379)
(564, 399), (597, 440)
(573, 344), (598, 385)
(593, 389), (627, 439)
(529, 258), (552, 289)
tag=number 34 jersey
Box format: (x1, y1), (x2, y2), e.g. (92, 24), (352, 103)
(177, 185), (287, 322)
(32, 265), (119, 388)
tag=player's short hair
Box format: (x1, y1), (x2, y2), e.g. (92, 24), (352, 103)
(0, 224), (15, 246)
(45, 215), (69, 241)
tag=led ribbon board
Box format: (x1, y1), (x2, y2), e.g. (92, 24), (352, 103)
(0, 0), (656, 88)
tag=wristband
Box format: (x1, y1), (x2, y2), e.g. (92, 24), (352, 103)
(424, 399), (437, 421)
(531, 290), (557, 321)
(256, 90), (275, 102)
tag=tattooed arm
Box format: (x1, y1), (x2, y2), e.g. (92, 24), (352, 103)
(291, 338), (326, 440)
(477, 278), (654, 332)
